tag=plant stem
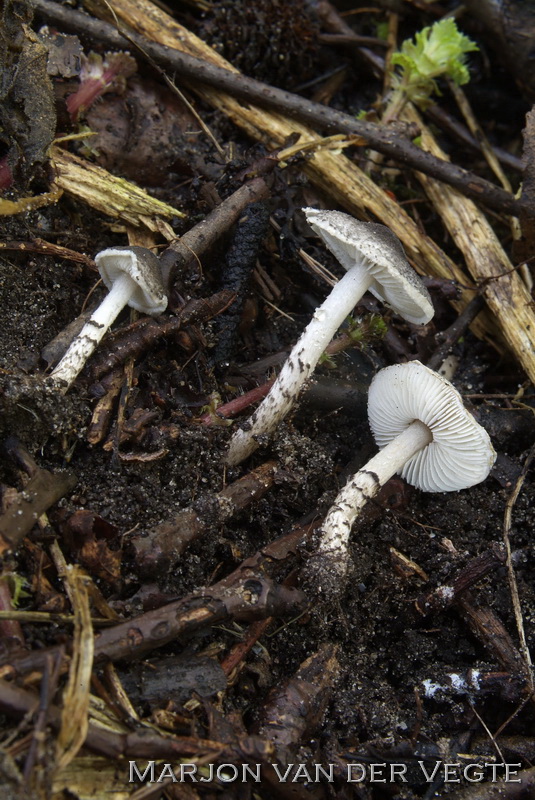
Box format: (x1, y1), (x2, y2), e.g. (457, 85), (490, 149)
(50, 272), (134, 391)
(318, 419), (432, 558)
(226, 266), (374, 465)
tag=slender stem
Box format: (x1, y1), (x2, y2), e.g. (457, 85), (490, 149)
(318, 419), (432, 557)
(226, 265), (374, 465)
(381, 85), (409, 126)
(50, 273), (134, 391)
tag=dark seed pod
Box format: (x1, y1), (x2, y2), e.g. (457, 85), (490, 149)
(211, 202), (270, 367)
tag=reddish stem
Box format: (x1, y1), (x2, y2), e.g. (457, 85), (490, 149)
(199, 379), (275, 425)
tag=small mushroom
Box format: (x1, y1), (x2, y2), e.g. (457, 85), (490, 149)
(49, 246), (167, 392)
(309, 361), (496, 594)
(226, 208), (434, 466)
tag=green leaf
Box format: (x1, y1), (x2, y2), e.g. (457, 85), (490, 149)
(390, 18), (478, 108)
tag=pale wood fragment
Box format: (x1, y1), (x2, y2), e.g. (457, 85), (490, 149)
(401, 105), (535, 382)
(50, 147), (185, 228)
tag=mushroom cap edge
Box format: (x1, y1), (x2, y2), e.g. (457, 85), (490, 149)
(95, 246), (168, 315)
(303, 207), (434, 325)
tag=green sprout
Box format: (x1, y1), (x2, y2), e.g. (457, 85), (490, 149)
(386, 18), (478, 118)
(1, 572), (31, 606)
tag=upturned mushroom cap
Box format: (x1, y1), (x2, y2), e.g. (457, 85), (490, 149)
(304, 208), (433, 325)
(95, 246), (167, 315)
(368, 361), (496, 492)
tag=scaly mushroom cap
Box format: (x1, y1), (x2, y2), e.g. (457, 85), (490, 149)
(304, 208), (433, 325)
(368, 361), (496, 492)
(95, 246), (167, 315)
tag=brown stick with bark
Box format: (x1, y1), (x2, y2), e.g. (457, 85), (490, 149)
(129, 460), (278, 575)
(33, 0), (522, 217)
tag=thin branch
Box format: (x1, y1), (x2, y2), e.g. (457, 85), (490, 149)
(33, 0), (524, 217)
(502, 443), (535, 692)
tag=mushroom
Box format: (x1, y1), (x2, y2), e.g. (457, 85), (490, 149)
(226, 208), (434, 465)
(49, 246), (167, 392)
(308, 361), (496, 593)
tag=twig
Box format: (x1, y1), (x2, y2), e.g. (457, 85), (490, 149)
(415, 545), (505, 616)
(318, 32), (389, 49)
(0, 677), (229, 760)
(32, 0), (524, 217)
(426, 295), (485, 371)
(87, 290), (235, 380)
(220, 618), (273, 678)
(0, 578), (25, 650)
(159, 177), (271, 289)
(502, 443), (535, 693)
(22, 653), (62, 788)
(0, 610), (113, 625)
(129, 461), (278, 574)
(457, 593), (527, 677)
(426, 105), (523, 174)
(5, 569), (306, 676)
(199, 380), (275, 425)
(0, 239), (97, 270)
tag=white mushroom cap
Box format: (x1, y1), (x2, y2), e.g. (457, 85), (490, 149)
(368, 361), (496, 492)
(95, 246), (167, 315)
(304, 208), (433, 325)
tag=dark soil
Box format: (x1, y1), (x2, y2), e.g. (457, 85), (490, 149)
(1, 1), (535, 798)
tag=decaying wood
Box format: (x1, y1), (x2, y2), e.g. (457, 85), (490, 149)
(0, 238), (97, 270)
(0, 677), (233, 760)
(86, 368), (124, 445)
(55, 564), (93, 771)
(457, 593), (528, 678)
(87, 289), (235, 380)
(254, 643), (340, 800)
(0, 465), (77, 555)
(159, 176), (271, 289)
(130, 460), (278, 575)
(400, 104), (535, 383)
(393, 543), (531, 700)
(4, 568), (306, 677)
(415, 545), (506, 615)
(256, 643), (340, 750)
(49, 146), (185, 229)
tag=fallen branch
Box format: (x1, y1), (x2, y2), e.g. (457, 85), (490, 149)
(0, 467), (77, 556)
(87, 289), (235, 380)
(4, 565), (307, 676)
(129, 460), (278, 575)
(33, 0), (522, 217)
(159, 177), (271, 289)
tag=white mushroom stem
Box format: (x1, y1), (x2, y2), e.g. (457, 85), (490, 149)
(226, 266), (374, 465)
(318, 419), (432, 564)
(50, 271), (136, 392)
